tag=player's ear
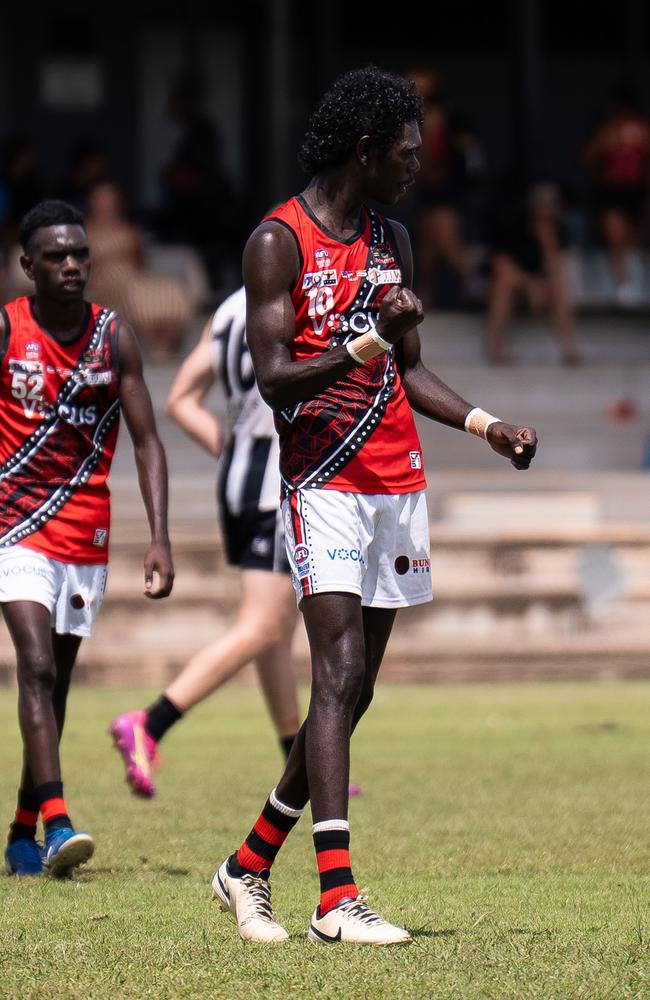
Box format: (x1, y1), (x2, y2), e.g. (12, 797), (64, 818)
(357, 135), (372, 167)
(19, 254), (34, 280)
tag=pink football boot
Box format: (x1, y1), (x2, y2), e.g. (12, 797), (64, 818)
(109, 710), (160, 798)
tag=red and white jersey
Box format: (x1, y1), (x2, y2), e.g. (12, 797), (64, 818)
(0, 297), (121, 564)
(267, 196), (426, 496)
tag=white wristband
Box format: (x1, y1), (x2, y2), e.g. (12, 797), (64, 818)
(464, 406), (501, 439)
(346, 340), (366, 363)
(345, 331), (390, 364)
(371, 328), (392, 351)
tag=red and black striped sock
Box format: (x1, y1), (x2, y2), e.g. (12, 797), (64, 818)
(8, 789), (39, 844)
(35, 781), (71, 836)
(313, 819), (359, 916)
(232, 788), (303, 876)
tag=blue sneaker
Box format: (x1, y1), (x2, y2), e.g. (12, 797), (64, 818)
(5, 838), (43, 876)
(42, 827), (94, 878)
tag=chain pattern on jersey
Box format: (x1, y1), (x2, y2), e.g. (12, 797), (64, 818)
(279, 210), (397, 492)
(0, 398), (120, 548)
(0, 308), (115, 482)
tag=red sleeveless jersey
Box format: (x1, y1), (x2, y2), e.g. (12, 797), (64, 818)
(0, 298), (121, 564)
(267, 196), (426, 495)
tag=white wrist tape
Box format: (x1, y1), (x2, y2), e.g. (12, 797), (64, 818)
(346, 329), (391, 364)
(464, 406), (501, 439)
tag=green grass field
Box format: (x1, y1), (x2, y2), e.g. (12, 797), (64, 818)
(1, 681), (649, 999)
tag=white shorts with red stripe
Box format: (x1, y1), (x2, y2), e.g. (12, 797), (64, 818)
(282, 488), (432, 608)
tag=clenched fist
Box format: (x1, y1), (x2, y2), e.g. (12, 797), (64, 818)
(376, 286), (424, 344)
(486, 423), (538, 470)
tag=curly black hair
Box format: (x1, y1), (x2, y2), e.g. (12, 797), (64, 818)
(298, 66), (423, 176)
(19, 200), (85, 253)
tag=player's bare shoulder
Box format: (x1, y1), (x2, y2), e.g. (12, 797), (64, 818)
(243, 220), (300, 293)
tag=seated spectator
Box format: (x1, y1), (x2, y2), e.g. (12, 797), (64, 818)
(485, 184), (581, 365)
(583, 79), (650, 307)
(85, 181), (194, 361)
(407, 68), (486, 309)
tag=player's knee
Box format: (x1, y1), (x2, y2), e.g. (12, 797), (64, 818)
(313, 659), (365, 713)
(240, 617), (287, 653)
(18, 649), (56, 693)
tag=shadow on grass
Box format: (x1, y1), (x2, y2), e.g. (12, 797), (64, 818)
(409, 928), (458, 940)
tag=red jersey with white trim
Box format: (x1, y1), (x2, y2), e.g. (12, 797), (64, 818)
(267, 196), (426, 496)
(0, 297), (121, 564)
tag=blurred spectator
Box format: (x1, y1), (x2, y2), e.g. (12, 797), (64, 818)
(155, 74), (243, 290)
(407, 69), (486, 308)
(485, 183), (581, 365)
(0, 133), (42, 243)
(583, 79), (650, 307)
(56, 139), (111, 212)
(85, 181), (194, 362)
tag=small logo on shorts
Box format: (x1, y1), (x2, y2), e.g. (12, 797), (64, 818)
(409, 451), (422, 470)
(394, 555), (410, 576)
(251, 536), (271, 557)
(70, 593), (85, 610)
(93, 528), (108, 547)
(412, 558), (430, 574)
(294, 544), (309, 564)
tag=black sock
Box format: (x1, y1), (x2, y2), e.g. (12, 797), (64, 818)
(9, 788), (40, 844)
(280, 735), (297, 760)
(144, 695), (183, 742)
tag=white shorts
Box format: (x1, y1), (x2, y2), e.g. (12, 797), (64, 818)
(282, 488), (432, 608)
(0, 546), (108, 637)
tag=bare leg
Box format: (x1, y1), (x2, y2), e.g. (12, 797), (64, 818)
(165, 570), (297, 713)
(254, 629), (300, 740)
(601, 210), (633, 285)
(4, 602), (61, 788)
(275, 596), (396, 818)
(486, 255), (525, 363)
(545, 254), (581, 364)
(19, 630), (82, 795)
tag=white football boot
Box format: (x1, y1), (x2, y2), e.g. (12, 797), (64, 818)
(212, 857), (289, 943)
(308, 896), (412, 946)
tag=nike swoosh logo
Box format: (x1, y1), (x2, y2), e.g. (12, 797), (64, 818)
(310, 923), (342, 943)
(132, 725), (151, 776)
(218, 872), (230, 900)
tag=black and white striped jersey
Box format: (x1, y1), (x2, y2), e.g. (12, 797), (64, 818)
(211, 287), (280, 515)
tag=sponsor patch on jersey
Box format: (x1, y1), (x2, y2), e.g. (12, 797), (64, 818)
(409, 450), (422, 470)
(302, 269), (338, 289)
(93, 528), (108, 547)
(25, 342), (40, 359)
(9, 358), (43, 374)
(75, 369), (114, 385)
(367, 267), (401, 286)
(314, 248), (331, 269)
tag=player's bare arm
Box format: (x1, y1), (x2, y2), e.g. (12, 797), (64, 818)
(118, 322), (174, 597)
(166, 338), (224, 458)
(243, 222), (419, 411)
(390, 219), (538, 470)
